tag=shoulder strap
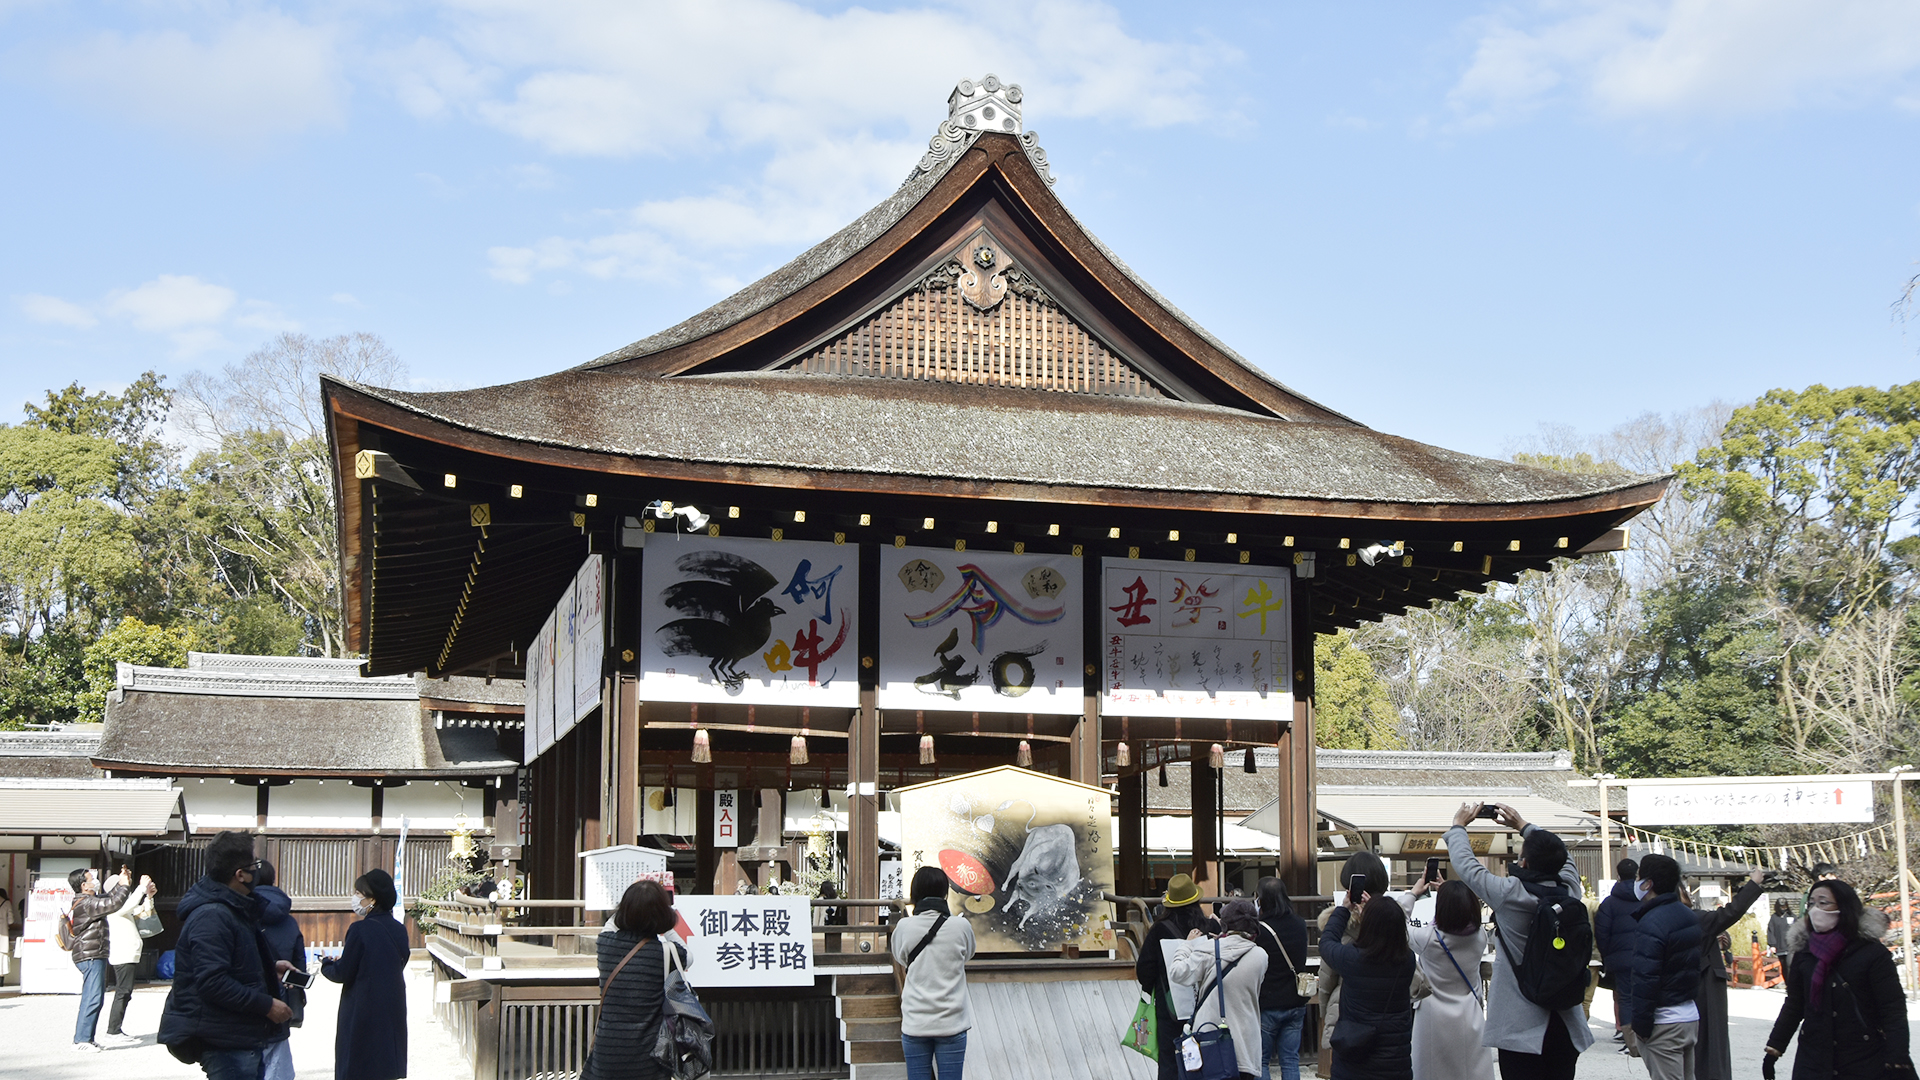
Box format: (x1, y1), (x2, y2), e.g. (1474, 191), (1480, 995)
(1436, 932), (1483, 1008)
(1259, 920), (1299, 976)
(1197, 938), (1251, 1019)
(600, 936), (651, 998)
(903, 914), (950, 972)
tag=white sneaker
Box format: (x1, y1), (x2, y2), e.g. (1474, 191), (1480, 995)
(72, 1042), (101, 1053)
(100, 1033), (139, 1047)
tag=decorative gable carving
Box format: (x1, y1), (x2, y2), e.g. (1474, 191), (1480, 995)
(786, 232), (1163, 398)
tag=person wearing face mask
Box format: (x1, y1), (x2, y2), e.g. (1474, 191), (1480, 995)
(1765, 879), (1914, 1079)
(321, 869), (409, 1080)
(1626, 854), (1702, 1080)
(159, 831), (296, 1078)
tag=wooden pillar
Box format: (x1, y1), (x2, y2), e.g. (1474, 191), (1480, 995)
(848, 697), (880, 900)
(1287, 578), (1317, 897)
(1071, 698), (1101, 786)
(1073, 552), (1103, 787)
(613, 677), (640, 846)
(1191, 749), (1218, 886)
(1118, 769), (1145, 896)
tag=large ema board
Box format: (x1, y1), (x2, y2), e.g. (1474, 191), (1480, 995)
(527, 545), (1297, 760)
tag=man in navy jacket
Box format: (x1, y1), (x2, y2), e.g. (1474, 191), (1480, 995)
(1594, 858), (1640, 1045)
(1629, 853), (1703, 1080)
(159, 831), (293, 1080)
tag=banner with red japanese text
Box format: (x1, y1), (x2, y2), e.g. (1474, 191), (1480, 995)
(571, 554), (605, 723)
(877, 547), (1082, 714)
(639, 537), (859, 707)
(1099, 557), (1293, 719)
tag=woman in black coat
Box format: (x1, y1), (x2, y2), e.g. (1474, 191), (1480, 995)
(1319, 893), (1414, 1080)
(584, 879), (682, 1080)
(1765, 879), (1914, 1080)
(321, 869), (409, 1080)
(1135, 874), (1220, 1080)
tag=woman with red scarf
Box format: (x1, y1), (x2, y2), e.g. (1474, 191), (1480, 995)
(1764, 879), (1913, 1079)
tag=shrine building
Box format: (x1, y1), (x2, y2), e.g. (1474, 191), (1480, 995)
(323, 74), (1667, 913)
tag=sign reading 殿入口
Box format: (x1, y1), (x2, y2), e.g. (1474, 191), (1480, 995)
(713, 789), (740, 849)
(1626, 780), (1875, 826)
(672, 896), (813, 987)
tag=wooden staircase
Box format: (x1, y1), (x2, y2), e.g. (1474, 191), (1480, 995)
(834, 972), (906, 1080)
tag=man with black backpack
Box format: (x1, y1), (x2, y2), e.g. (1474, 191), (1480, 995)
(1445, 801), (1595, 1080)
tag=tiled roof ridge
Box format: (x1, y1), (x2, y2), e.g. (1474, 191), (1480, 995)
(0, 730), (102, 756)
(116, 662), (418, 701)
(1314, 748), (1575, 771)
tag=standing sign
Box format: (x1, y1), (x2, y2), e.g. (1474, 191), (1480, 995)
(640, 537), (858, 706)
(713, 790), (740, 848)
(21, 879), (80, 994)
(578, 845), (673, 911)
(572, 554), (605, 724)
(673, 895), (814, 987)
(877, 547), (1082, 713)
(1100, 557), (1292, 719)
(1627, 780), (1875, 826)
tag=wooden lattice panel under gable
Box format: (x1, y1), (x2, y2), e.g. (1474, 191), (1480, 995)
(790, 282), (1164, 398)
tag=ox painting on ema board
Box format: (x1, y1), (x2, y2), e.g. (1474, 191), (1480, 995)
(895, 766), (1116, 953)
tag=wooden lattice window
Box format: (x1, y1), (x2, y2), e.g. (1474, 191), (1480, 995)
(791, 283), (1163, 398)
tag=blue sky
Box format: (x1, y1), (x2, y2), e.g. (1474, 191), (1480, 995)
(3, 0), (1918, 461)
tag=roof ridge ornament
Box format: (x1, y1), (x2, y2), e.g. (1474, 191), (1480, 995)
(910, 74), (1055, 186)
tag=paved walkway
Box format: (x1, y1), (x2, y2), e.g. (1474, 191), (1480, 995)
(0, 960), (465, 1080)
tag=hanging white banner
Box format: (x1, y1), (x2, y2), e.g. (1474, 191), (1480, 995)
(1099, 557), (1292, 719)
(877, 547), (1082, 714)
(641, 536), (859, 707)
(572, 554), (605, 723)
(1627, 780), (1874, 825)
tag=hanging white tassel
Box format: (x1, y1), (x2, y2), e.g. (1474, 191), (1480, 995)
(1209, 743), (1225, 769)
(691, 729), (712, 763)
(919, 734), (936, 765)
(790, 735), (809, 765)
(1115, 742), (1130, 768)
(1016, 740), (1033, 768)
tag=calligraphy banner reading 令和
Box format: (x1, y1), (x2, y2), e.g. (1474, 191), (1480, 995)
(1626, 780), (1875, 826)
(877, 547), (1083, 714)
(640, 536), (859, 707)
(672, 895), (814, 987)
(1099, 557), (1293, 719)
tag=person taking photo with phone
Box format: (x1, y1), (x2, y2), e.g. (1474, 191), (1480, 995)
(1399, 872), (1494, 1080)
(1319, 880), (1414, 1079)
(101, 865), (158, 1046)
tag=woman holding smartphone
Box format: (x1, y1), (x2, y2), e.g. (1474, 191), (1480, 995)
(1399, 876), (1494, 1080)
(1320, 885), (1414, 1080)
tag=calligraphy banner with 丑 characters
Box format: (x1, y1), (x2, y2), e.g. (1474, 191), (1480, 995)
(640, 537), (859, 707)
(1100, 557), (1292, 719)
(1627, 780), (1875, 826)
(894, 766), (1115, 953)
(878, 547), (1082, 713)
(673, 896), (814, 987)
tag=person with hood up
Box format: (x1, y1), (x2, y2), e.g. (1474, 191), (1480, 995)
(891, 867), (976, 1080)
(1594, 857), (1640, 1050)
(102, 865), (159, 1046)
(252, 862), (308, 1080)
(1692, 867), (1764, 1080)
(321, 869), (409, 1080)
(1765, 878), (1914, 1079)
(1169, 898), (1271, 1080)
(1628, 853), (1703, 1080)
(159, 830), (295, 1078)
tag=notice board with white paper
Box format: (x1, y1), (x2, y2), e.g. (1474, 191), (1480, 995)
(1627, 780), (1874, 826)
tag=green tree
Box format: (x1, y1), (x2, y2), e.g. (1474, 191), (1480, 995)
(1314, 630), (1404, 750)
(76, 617), (198, 721)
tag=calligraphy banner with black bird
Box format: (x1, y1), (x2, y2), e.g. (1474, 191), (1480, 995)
(1100, 556), (1293, 719)
(641, 537), (860, 706)
(878, 547), (1082, 714)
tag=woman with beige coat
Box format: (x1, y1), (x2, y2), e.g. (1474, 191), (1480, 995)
(1170, 899), (1270, 1080)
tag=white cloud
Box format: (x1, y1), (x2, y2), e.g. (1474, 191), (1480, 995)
(429, 0), (1230, 285)
(16, 293), (97, 328)
(105, 275), (236, 333)
(47, 14), (346, 143)
(1450, 0), (1920, 125)
(16, 274), (294, 357)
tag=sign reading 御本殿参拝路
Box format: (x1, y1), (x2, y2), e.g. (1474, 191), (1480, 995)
(1626, 780), (1875, 826)
(671, 896), (813, 987)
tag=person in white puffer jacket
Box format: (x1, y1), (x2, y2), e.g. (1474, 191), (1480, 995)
(102, 868), (158, 1045)
(1170, 898), (1270, 1080)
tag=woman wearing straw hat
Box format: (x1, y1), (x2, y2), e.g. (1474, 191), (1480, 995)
(1136, 874), (1222, 1080)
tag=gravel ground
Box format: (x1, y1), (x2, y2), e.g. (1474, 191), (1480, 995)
(0, 959), (464, 1080)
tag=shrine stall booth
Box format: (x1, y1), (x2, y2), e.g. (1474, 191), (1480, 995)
(324, 76), (1665, 1079)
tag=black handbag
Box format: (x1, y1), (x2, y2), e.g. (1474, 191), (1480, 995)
(1330, 1017), (1378, 1057)
(652, 942), (715, 1080)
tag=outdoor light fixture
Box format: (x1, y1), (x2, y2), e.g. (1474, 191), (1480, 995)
(1356, 543), (1394, 567)
(647, 501), (709, 531)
